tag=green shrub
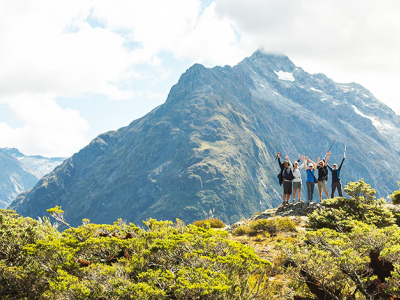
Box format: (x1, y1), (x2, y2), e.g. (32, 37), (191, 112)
(231, 217), (296, 237)
(232, 225), (248, 236)
(249, 217), (297, 236)
(192, 218), (225, 229)
(387, 204), (400, 226)
(308, 179), (395, 231)
(391, 182), (400, 205)
(279, 222), (400, 299)
(0, 211), (271, 299)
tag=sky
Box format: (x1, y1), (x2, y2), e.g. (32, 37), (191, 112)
(1, 0), (399, 157)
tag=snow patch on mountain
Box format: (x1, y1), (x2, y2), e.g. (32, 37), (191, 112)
(338, 84), (355, 92)
(352, 105), (394, 130)
(274, 70), (295, 82)
(352, 105), (400, 150)
(310, 87), (323, 93)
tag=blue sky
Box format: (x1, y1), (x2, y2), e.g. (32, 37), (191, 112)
(1, 0), (400, 157)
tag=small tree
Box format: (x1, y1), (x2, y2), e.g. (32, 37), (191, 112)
(47, 205), (71, 229)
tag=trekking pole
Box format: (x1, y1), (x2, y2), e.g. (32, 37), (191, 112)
(344, 144), (347, 157)
(270, 152), (280, 173)
(323, 140), (336, 160)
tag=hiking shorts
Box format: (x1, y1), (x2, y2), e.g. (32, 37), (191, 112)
(293, 181), (302, 190)
(318, 180), (328, 193)
(283, 181), (292, 195)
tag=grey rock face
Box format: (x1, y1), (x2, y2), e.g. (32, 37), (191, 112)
(9, 50), (400, 227)
(253, 201), (323, 220)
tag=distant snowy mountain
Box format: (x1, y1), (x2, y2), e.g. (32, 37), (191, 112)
(0, 148), (65, 208)
(4, 148), (66, 179)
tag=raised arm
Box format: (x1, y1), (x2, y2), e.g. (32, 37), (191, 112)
(324, 151), (331, 166)
(315, 157), (320, 170)
(338, 154), (346, 171)
(285, 155), (293, 172)
(307, 157), (318, 170)
(277, 152), (283, 169)
(296, 155), (304, 170)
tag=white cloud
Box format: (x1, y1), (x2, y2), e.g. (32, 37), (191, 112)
(0, 1), (136, 100)
(0, 95), (89, 157)
(213, 0), (400, 112)
(1, 0), (400, 157)
(0, 0), (212, 156)
(214, 0), (400, 60)
(92, 0), (201, 53)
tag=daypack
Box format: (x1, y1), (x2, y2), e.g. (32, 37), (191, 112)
(277, 172), (283, 185)
(278, 168), (294, 185)
(318, 166), (329, 181)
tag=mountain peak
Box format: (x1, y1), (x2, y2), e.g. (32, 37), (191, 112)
(3, 147), (24, 158)
(243, 49), (296, 73)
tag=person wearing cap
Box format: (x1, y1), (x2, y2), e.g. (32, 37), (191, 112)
(292, 156), (305, 203)
(328, 153), (346, 197)
(305, 157), (318, 202)
(277, 153), (294, 205)
(316, 151), (331, 201)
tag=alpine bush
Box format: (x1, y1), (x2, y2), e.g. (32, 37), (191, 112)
(308, 179), (395, 231)
(391, 182), (400, 205)
(192, 218), (225, 229)
(0, 210), (271, 299)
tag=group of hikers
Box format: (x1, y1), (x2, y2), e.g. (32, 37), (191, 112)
(277, 151), (345, 205)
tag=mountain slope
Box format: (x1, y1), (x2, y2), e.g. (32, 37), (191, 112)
(10, 51), (400, 226)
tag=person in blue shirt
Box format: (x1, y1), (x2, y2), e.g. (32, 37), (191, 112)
(328, 153), (346, 198)
(305, 157), (318, 202)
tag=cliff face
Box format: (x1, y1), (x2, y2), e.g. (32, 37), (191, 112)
(10, 51), (400, 226)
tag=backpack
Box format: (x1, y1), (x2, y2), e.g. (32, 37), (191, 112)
(277, 172), (283, 185)
(318, 166), (329, 181)
(278, 168), (294, 185)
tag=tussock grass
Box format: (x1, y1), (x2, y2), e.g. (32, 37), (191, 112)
(192, 218), (225, 228)
(232, 217), (297, 237)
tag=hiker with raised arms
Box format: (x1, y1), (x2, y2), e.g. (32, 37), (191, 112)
(328, 152), (346, 197)
(292, 156), (305, 203)
(305, 157), (318, 202)
(316, 151), (331, 201)
(277, 153), (294, 205)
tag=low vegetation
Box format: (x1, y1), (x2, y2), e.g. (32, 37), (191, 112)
(0, 211), (270, 299)
(192, 218), (225, 229)
(232, 216), (297, 237)
(1, 179), (400, 299)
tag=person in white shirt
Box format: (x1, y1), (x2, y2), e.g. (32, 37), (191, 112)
(292, 156), (305, 203)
